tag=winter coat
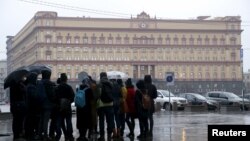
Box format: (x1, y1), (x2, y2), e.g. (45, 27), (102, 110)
(135, 89), (149, 119)
(126, 86), (136, 114)
(145, 83), (157, 113)
(76, 84), (93, 129)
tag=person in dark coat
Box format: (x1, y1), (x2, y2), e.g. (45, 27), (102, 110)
(25, 72), (39, 140)
(144, 75), (157, 137)
(135, 80), (149, 139)
(76, 76), (93, 141)
(125, 78), (136, 138)
(55, 73), (75, 141)
(10, 77), (27, 140)
(38, 70), (56, 140)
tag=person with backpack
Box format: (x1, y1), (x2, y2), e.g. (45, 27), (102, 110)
(96, 72), (115, 141)
(125, 78), (136, 138)
(38, 70), (56, 140)
(135, 80), (149, 139)
(144, 75), (157, 137)
(55, 73), (75, 141)
(76, 75), (93, 141)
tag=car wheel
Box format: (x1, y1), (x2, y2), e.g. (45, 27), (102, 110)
(164, 103), (172, 111)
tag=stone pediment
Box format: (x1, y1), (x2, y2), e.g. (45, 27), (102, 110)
(137, 11), (150, 19)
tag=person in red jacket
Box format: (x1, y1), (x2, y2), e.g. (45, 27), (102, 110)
(125, 78), (136, 138)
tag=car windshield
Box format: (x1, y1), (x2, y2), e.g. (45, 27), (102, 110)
(160, 90), (175, 97)
(193, 94), (207, 100)
(225, 92), (239, 98)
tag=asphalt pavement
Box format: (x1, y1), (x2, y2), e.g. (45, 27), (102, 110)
(1, 110), (250, 141)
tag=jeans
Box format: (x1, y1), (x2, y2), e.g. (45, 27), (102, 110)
(97, 106), (115, 137)
(125, 113), (135, 134)
(56, 112), (73, 140)
(11, 102), (26, 139)
(39, 108), (51, 138)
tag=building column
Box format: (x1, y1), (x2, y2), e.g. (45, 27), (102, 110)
(138, 65), (140, 79)
(148, 65), (150, 75)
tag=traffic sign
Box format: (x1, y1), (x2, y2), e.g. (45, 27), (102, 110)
(166, 72), (175, 86)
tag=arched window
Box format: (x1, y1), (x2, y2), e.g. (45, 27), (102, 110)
(190, 72), (194, 79)
(230, 37), (237, 45)
(212, 36), (217, 45)
(213, 72), (217, 79)
(206, 72), (210, 79)
(189, 35), (194, 45)
(198, 72), (202, 79)
(221, 72), (225, 79)
(232, 72), (236, 80)
(182, 35), (186, 45)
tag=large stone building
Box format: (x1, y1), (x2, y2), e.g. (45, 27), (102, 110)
(6, 11), (243, 94)
(244, 69), (250, 93)
(0, 60), (7, 101)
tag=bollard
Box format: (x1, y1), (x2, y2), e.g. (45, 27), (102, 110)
(172, 102), (178, 111)
(155, 101), (162, 112)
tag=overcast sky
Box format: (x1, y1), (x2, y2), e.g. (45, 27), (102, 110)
(1, 0), (250, 72)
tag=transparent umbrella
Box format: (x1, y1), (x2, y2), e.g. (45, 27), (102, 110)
(78, 71), (89, 81)
(107, 71), (129, 80)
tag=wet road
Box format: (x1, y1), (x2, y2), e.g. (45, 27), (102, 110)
(1, 110), (250, 141)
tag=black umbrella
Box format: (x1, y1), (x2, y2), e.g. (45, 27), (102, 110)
(27, 64), (51, 74)
(4, 66), (29, 89)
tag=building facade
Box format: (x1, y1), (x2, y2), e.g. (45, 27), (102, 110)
(6, 11), (243, 94)
(0, 60), (7, 101)
(244, 69), (250, 93)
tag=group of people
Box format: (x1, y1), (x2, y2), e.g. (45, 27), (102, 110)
(9, 70), (157, 141)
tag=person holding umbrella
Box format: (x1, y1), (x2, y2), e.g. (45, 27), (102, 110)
(9, 76), (27, 140)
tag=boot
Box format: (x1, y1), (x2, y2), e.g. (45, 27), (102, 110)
(112, 128), (117, 138)
(117, 128), (121, 138)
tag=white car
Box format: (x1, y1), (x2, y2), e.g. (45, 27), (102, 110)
(155, 90), (187, 110)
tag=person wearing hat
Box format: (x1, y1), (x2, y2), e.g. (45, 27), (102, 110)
(144, 75), (157, 137)
(76, 75), (94, 141)
(125, 78), (136, 138)
(38, 70), (56, 140)
(96, 72), (115, 141)
(135, 80), (149, 139)
(55, 73), (75, 141)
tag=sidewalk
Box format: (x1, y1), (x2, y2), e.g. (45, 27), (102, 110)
(1, 110), (250, 141)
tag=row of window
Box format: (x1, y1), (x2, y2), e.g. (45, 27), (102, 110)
(53, 70), (237, 80)
(51, 64), (237, 71)
(45, 34), (238, 45)
(46, 54), (237, 61)
(54, 46), (238, 53)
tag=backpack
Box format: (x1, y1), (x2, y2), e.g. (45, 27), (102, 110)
(140, 90), (151, 110)
(59, 98), (71, 114)
(75, 87), (88, 108)
(112, 82), (122, 106)
(100, 81), (113, 103)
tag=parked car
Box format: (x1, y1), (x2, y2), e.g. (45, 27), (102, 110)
(155, 90), (187, 110)
(178, 93), (219, 111)
(240, 93), (250, 101)
(205, 91), (250, 110)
